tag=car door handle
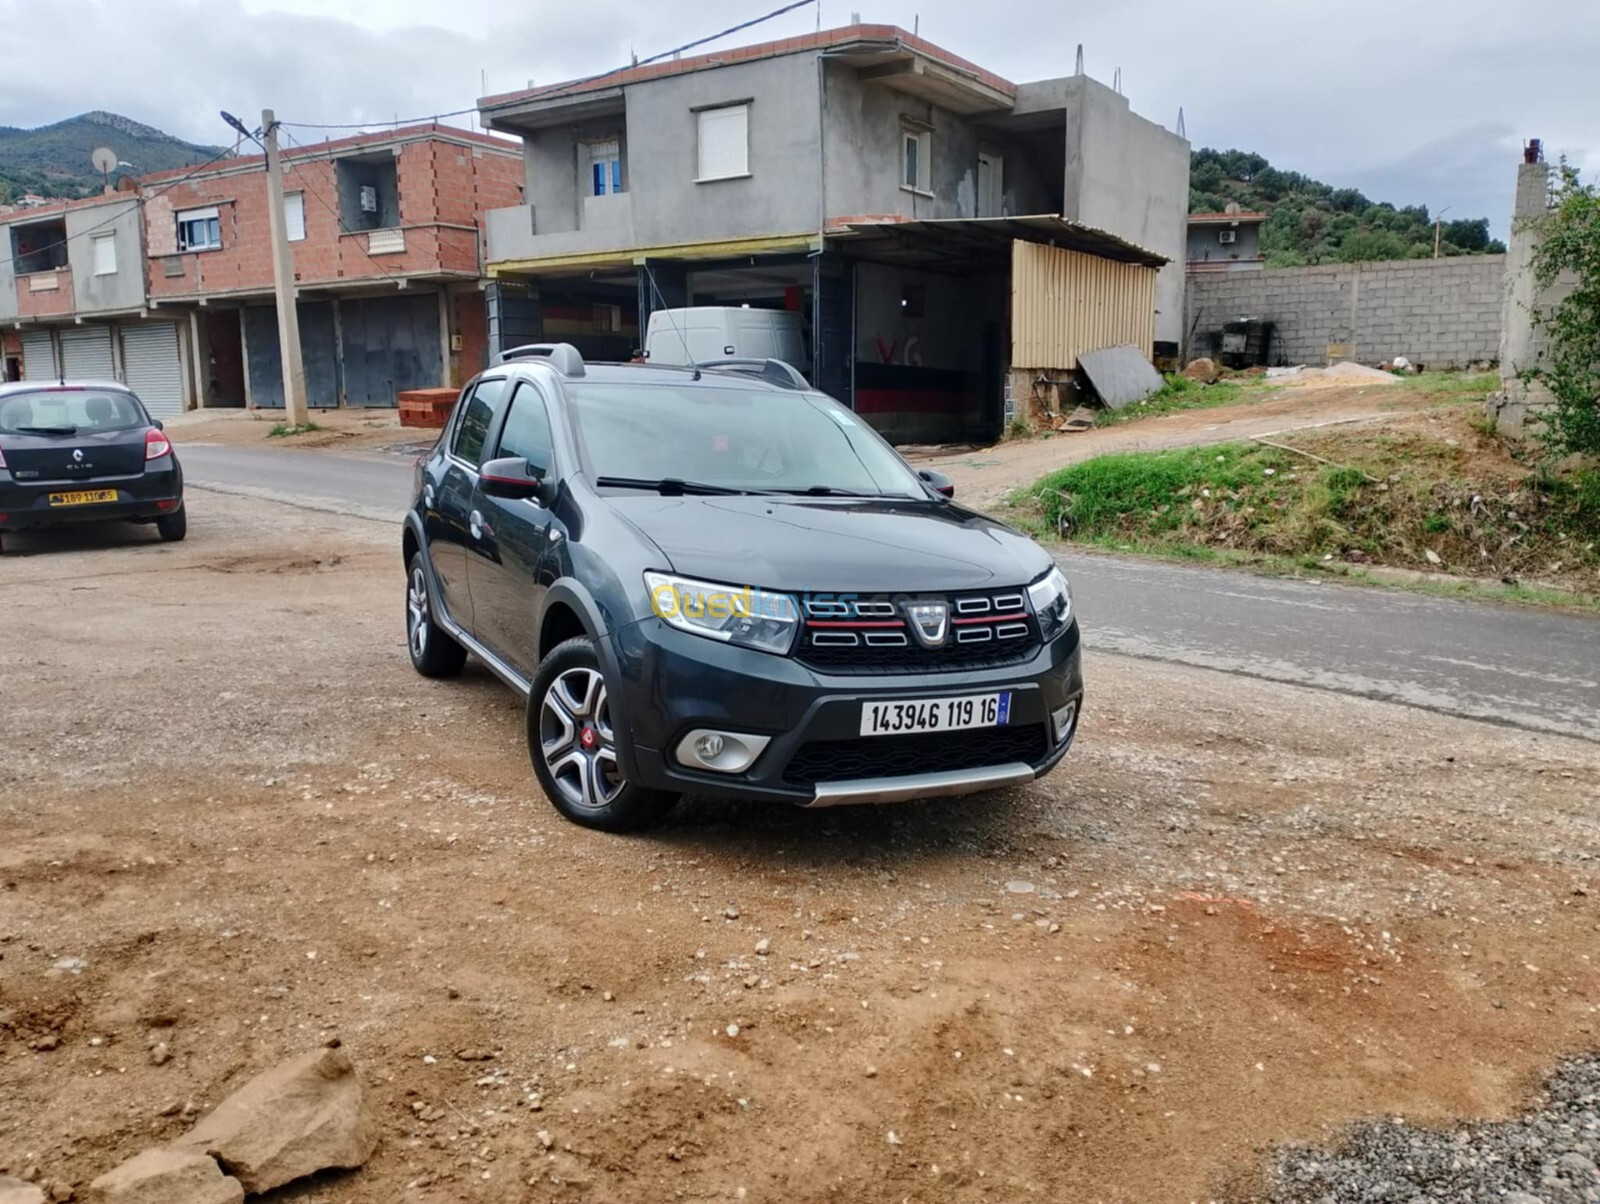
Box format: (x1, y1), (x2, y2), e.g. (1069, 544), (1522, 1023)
(469, 509), (483, 540)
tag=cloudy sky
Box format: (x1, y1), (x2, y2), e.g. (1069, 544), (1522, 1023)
(2, 0), (1593, 234)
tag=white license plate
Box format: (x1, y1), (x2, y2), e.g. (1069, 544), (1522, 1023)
(860, 691), (1013, 737)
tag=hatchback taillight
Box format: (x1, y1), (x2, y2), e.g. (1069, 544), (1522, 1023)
(145, 428), (172, 460)
(0, 446), (7, 469)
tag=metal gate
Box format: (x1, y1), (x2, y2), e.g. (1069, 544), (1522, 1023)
(60, 326), (116, 380)
(121, 323), (184, 417)
(338, 293), (444, 406)
(242, 302), (340, 408)
(21, 331), (55, 380)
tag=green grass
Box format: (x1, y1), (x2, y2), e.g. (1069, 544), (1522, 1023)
(1014, 433), (1600, 597)
(1093, 373), (1253, 426)
(267, 422), (323, 438)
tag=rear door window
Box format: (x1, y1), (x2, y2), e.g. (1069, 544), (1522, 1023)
(451, 377), (509, 468)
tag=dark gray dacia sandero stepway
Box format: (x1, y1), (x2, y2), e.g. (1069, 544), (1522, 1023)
(402, 344), (1081, 831)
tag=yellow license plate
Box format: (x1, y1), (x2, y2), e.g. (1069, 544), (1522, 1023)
(47, 489), (119, 507)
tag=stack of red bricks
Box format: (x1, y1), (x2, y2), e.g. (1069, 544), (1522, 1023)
(398, 387), (457, 429)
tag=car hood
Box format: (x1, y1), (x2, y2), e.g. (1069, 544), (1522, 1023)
(605, 495), (1052, 593)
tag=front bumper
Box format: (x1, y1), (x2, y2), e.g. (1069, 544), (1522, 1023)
(0, 463), (183, 532)
(608, 616), (1083, 807)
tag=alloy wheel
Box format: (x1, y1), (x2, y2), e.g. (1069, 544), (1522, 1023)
(539, 667), (623, 812)
(407, 567), (430, 660)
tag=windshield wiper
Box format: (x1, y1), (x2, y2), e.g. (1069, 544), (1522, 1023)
(594, 476), (774, 497)
(775, 485), (877, 497)
(15, 424), (78, 436)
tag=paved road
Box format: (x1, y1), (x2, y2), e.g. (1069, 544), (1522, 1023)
(181, 445), (1600, 742)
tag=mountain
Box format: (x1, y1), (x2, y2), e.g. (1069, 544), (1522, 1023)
(1189, 148), (1507, 267)
(0, 111), (224, 203)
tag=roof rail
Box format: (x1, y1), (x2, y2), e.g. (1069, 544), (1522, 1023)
(697, 358), (809, 390)
(497, 343), (587, 377)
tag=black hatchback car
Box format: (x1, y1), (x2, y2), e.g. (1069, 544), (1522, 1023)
(402, 345), (1081, 831)
(0, 381), (185, 551)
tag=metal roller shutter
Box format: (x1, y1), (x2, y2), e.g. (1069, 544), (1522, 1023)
(60, 326), (116, 381)
(121, 323), (185, 417)
(21, 331), (56, 380)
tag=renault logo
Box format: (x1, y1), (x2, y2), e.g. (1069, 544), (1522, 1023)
(904, 600), (949, 648)
(72, 449), (84, 462)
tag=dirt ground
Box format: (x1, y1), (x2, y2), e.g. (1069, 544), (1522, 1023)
(166, 406), (426, 454)
(2, 493), (1598, 1204)
(909, 383), (1452, 513)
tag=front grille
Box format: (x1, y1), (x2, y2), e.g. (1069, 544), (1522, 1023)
(796, 588), (1039, 674)
(783, 723), (1050, 786)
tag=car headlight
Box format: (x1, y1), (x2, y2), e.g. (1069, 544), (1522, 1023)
(644, 571), (800, 656)
(1026, 566), (1073, 634)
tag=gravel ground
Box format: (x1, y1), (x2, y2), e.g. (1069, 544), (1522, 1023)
(1, 491), (1597, 1203)
(1267, 1055), (1600, 1203)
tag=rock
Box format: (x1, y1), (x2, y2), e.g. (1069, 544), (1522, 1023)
(175, 1047), (377, 1194)
(1502, 1195), (1546, 1204)
(0, 1176), (47, 1204)
(754, 939), (771, 956)
(536, 1130), (553, 1150)
(149, 1043), (172, 1067)
(84, 1148), (243, 1204)
(1181, 357), (1220, 384)
(29, 1035), (59, 1052)
(1556, 1151), (1597, 1178)
(455, 1049), (494, 1062)
(1004, 881), (1036, 895)
(1425, 549), (1443, 566)
(723, 907), (739, 920)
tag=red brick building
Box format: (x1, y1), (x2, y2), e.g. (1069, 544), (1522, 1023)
(140, 123), (522, 408)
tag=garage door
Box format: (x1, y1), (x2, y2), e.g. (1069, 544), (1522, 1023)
(121, 323), (185, 417)
(60, 326), (116, 381)
(339, 294), (444, 406)
(21, 331), (55, 380)
(243, 302), (340, 408)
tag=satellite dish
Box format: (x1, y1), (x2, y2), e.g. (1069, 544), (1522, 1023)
(91, 146), (118, 174)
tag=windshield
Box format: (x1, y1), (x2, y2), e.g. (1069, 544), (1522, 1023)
(567, 382), (923, 497)
(0, 388), (148, 435)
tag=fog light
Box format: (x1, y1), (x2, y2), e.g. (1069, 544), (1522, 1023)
(675, 728), (772, 774)
(1052, 701), (1079, 746)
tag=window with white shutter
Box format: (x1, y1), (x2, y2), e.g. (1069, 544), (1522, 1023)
(284, 192), (306, 242)
(91, 233), (117, 276)
(696, 104), (749, 182)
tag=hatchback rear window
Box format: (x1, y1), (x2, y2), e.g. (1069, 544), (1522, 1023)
(0, 389), (148, 435)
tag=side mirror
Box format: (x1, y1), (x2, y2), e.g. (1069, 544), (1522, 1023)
(918, 469), (955, 499)
(481, 456), (552, 504)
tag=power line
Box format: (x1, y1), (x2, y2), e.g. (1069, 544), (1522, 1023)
(277, 0), (817, 128)
(12, 138), (248, 263)
(278, 106), (479, 132)
(275, 127), (410, 286)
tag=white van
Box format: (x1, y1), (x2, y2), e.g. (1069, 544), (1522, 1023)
(643, 307), (808, 373)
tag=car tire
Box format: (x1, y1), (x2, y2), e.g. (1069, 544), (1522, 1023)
(528, 637), (677, 832)
(406, 552), (466, 678)
(156, 506), (187, 542)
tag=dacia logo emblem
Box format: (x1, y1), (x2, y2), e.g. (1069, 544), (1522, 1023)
(904, 600), (948, 648)
(72, 449), (84, 462)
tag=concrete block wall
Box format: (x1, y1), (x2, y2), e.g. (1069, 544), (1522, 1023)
(1185, 255), (1506, 369)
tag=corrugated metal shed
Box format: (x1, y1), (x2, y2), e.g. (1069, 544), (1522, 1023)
(1011, 241), (1157, 371)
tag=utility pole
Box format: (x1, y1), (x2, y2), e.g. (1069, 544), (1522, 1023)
(1433, 205), (1451, 260)
(262, 110), (309, 425)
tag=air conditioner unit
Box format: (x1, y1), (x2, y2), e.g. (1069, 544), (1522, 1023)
(1218, 230), (1237, 244)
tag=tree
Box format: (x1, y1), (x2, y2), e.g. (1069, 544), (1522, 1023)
(1526, 163), (1600, 456)
(1445, 217), (1492, 252)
